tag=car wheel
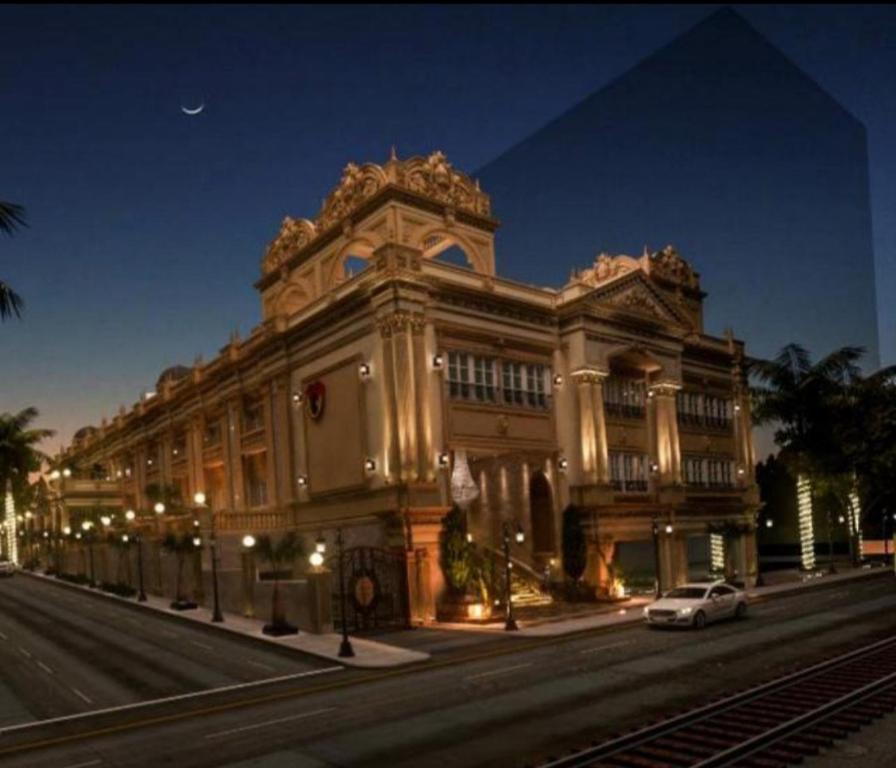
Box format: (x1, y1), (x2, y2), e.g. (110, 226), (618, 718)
(735, 602), (747, 619)
(692, 610), (707, 629)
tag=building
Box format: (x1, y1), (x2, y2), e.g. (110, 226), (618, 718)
(55, 150), (759, 624)
(476, 7), (879, 371)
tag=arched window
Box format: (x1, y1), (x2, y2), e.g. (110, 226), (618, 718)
(433, 244), (472, 269)
(343, 255), (369, 280)
(529, 471), (555, 553)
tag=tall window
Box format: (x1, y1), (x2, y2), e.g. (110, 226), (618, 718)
(203, 420), (222, 447)
(682, 455), (735, 488)
(609, 451), (649, 492)
(242, 399), (264, 435)
(502, 361), (549, 408)
(447, 352), (497, 402)
(677, 391), (732, 429)
(604, 376), (646, 418)
(244, 453), (268, 508)
(445, 351), (549, 409)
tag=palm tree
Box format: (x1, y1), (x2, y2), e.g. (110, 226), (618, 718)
(255, 532), (304, 635)
(750, 344), (865, 571)
(161, 533), (200, 609)
(0, 407), (54, 507)
(0, 201), (26, 320)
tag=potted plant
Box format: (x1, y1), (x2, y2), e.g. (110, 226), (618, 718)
(436, 505), (478, 621)
(256, 532), (303, 635)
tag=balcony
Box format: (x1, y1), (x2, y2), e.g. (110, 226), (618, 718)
(604, 402), (645, 420)
(611, 479), (649, 493)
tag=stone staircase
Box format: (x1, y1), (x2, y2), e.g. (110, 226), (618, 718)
(511, 571), (553, 607)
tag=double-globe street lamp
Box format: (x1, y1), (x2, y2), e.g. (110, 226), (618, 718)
(81, 520), (97, 587)
(124, 509), (147, 602)
(194, 492), (223, 623)
(651, 518), (674, 599)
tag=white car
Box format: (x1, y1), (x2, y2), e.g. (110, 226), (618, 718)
(0, 560), (16, 577)
(644, 581), (747, 629)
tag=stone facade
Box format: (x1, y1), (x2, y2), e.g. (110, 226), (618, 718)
(51, 150), (759, 621)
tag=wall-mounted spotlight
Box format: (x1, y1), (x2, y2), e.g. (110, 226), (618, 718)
(650, 462), (659, 473)
(291, 391), (303, 406)
(359, 362), (372, 380)
(557, 457), (569, 472)
(364, 458), (377, 473)
(297, 475), (308, 487)
(437, 452), (450, 469)
(432, 353), (444, 370)
(552, 374), (563, 388)
(664, 524), (674, 534)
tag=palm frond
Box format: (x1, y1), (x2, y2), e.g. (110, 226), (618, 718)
(0, 201), (26, 235)
(0, 281), (25, 320)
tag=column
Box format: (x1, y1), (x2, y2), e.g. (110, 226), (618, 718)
(186, 416), (205, 502)
(270, 375), (294, 507)
(377, 318), (401, 482)
(572, 370), (609, 486)
(262, 386), (278, 508)
(225, 402), (244, 510)
(412, 317), (433, 482)
(650, 383), (682, 486)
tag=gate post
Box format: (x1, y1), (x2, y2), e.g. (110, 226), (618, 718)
(406, 547), (435, 624)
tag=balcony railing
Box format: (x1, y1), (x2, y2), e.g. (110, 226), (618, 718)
(604, 403), (645, 419)
(611, 479), (649, 493)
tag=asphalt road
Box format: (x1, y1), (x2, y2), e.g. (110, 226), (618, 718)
(0, 575), (334, 726)
(0, 572), (893, 768)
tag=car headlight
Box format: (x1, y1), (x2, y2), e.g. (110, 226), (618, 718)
(643, 606), (650, 616)
(678, 607), (693, 616)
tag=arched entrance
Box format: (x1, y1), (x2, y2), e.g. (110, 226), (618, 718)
(529, 471), (555, 553)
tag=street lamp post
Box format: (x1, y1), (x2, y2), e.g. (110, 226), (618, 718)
(502, 521), (525, 631)
(126, 510), (147, 602)
(82, 521), (96, 587)
(651, 518), (661, 598)
(336, 527), (354, 658)
(195, 492), (223, 623)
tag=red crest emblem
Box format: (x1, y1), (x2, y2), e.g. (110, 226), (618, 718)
(304, 381), (326, 420)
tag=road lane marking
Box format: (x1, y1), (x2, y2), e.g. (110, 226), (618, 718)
(37, 661), (54, 675)
(191, 641), (214, 651)
(204, 707), (334, 739)
(578, 639), (634, 655)
(465, 662), (532, 681)
(0, 666), (343, 735)
(0, 630), (7, 640)
(247, 660), (275, 671)
(18, 647), (31, 659)
(60, 760), (102, 768)
(71, 689), (93, 705)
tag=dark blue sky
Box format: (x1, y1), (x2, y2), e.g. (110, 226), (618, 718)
(2, 4), (894, 448)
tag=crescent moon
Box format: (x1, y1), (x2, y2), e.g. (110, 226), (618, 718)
(181, 104), (205, 116)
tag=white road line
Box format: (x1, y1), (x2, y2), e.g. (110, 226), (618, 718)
(71, 688), (93, 705)
(247, 659), (275, 671)
(465, 662), (532, 681)
(204, 707), (334, 739)
(37, 661), (54, 674)
(0, 666), (342, 735)
(191, 641), (214, 651)
(18, 647), (31, 659)
(578, 639), (634, 655)
(60, 760), (102, 768)
(0, 630), (7, 640)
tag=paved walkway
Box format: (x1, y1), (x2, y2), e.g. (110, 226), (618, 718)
(23, 571), (429, 669)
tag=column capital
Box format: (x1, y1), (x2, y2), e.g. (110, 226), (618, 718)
(570, 366), (609, 383)
(647, 380), (682, 397)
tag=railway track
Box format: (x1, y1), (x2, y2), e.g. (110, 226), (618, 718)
(539, 634), (896, 768)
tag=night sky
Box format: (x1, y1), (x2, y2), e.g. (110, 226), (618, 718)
(2, 4), (894, 450)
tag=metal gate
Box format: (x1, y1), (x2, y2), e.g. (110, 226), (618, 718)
(330, 546), (411, 633)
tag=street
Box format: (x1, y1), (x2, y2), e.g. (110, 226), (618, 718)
(0, 572), (893, 767)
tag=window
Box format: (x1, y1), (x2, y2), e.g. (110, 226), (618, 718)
(677, 391), (732, 429)
(445, 351), (549, 409)
(604, 376), (646, 418)
(609, 451), (649, 492)
(682, 455), (735, 488)
(244, 453), (268, 508)
(203, 420), (222, 447)
(502, 361), (549, 408)
(447, 352), (496, 402)
(242, 400), (264, 435)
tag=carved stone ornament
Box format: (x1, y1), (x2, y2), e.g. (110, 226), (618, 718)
(261, 217), (317, 275)
(262, 151), (491, 276)
(608, 285), (669, 320)
(648, 245), (700, 289)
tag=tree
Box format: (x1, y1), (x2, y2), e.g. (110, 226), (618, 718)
(561, 505), (587, 583)
(255, 532), (304, 634)
(0, 201), (26, 320)
(750, 344), (865, 568)
(161, 533), (200, 609)
(439, 505), (474, 594)
(0, 407), (54, 506)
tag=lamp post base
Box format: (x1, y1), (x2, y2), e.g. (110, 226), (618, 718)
(212, 609), (224, 623)
(338, 637), (355, 657)
(504, 617), (519, 632)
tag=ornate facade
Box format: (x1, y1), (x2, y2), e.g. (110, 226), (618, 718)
(57, 151), (759, 621)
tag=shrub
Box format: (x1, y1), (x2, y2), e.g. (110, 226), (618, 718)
(562, 505), (587, 583)
(439, 505), (474, 594)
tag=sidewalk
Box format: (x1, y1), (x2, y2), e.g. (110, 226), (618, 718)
(438, 564), (891, 638)
(23, 571), (429, 669)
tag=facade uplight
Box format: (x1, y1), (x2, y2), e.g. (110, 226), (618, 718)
(242, 534), (256, 549)
(154, 502), (165, 514)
